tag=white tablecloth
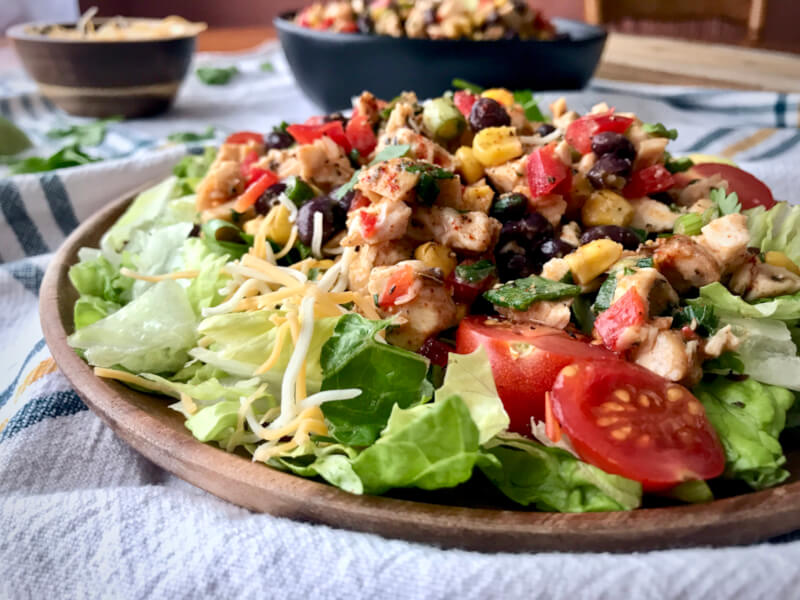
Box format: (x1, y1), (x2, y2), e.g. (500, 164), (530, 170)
(2, 41), (800, 600)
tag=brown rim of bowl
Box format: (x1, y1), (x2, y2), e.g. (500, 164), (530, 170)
(6, 18), (207, 44)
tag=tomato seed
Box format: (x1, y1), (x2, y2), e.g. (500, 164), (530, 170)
(636, 434), (651, 448)
(687, 401), (703, 416)
(561, 365), (578, 378)
(638, 394), (650, 408)
(613, 389), (631, 403)
(597, 416), (621, 427)
(600, 401), (626, 412)
(667, 387), (684, 402)
(611, 426), (632, 440)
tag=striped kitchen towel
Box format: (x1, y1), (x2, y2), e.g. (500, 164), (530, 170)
(2, 40), (800, 600)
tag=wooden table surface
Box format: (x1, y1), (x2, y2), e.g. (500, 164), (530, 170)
(197, 27), (800, 93)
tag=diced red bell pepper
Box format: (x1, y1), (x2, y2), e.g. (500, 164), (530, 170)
(287, 121), (351, 153)
(565, 111), (634, 155)
(226, 131), (263, 145)
(593, 288), (646, 352)
(378, 264), (416, 309)
(345, 111), (377, 157)
(349, 192), (370, 212)
(623, 164), (675, 198)
(453, 90), (478, 119)
(232, 170), (278, 213)
(359, 209), (378, 239)
(240, 150), (259, 180)
(526, 143), (570, 198)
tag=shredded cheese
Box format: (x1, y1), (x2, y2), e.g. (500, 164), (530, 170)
(179, 392), (198, 415)
(255, 321), (290, 374)
(299, 388), (361, 410)
(311, 211), (324, 258)
(273, 225), (299, 260)
(277, 192), (299, 223)
(94, 367), (175, 396)
(202, 278), (263, 317)
(240, 254), (307, 286)
(119, 268), (200, 282)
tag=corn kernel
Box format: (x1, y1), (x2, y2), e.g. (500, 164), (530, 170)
(582, 190), (634, 227)
(462, 181), (495, 213)
(455, 146), (485, 185)
(264, 204), (293, 245)
(765, 251), (800, 276)
(472, 126), (523, 167)
(414, 242), (457, 277)
(565, 239), (624, 285)
(481, 88), (515, 107)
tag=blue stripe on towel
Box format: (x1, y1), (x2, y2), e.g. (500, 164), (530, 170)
(39, 174), (79, 237)
(685, 127), (736, 152)
(0, 181), (49, 256)
(3, 261), (45, 295)
(0, 390), (87, 443)
(775, 93), (787, 128)
(0, 338), (47, 410)
(748, 131), (800, 161)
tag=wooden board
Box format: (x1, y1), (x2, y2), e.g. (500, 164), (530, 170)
(40, 192), (800, 553)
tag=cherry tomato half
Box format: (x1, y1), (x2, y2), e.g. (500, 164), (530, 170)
(455, 316), (614, 434)
(623, 164), (675, 198)
(565, 111), (634, 155)
(690, 163), (776, 210)
(551, 360), (725, 491)
(287, 121), (351, 153)
(453, 90), (478, 119)
(593, 288), (646, 352)
(226, 131), (263, 145)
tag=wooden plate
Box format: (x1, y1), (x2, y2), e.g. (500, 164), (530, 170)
(40, 191), (800, 553)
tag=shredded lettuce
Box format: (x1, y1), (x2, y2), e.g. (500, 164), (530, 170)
(479, 435), (642, 512)
(692, 282), (800, 321)
(435, 346), (509, 444)
(694, 377), (795, 490)
(67, 280), (197, 374)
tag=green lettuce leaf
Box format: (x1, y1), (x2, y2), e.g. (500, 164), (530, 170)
(746, 201), (800, 265)
(0, 116), (32, 155)
(184, 401), (240, 442)
(183, 238), (230, 315)
(319, 314), (433, 446)
(69, 253), (133, 305)
(67, 280), (197, 373)
(694, 377), (795, 489)
(479, 435), (642, 512)
(692, 282), (800, 321)
(719, 316), (800, 391)
(275, 444), (363, 494)
(351, 395), (479, 495)
(101, 176), (181, 254)
(173, 147), (217, 195)
(73, 296), (121, 329)
(435, 346), (509, 444)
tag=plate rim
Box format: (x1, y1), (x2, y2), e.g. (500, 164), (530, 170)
(39, 189), (800, 554)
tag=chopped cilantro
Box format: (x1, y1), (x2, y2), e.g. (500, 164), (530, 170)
(484, 276), (581, 311)
(455, 260), (495, 283)
(642, 122), (678, 140)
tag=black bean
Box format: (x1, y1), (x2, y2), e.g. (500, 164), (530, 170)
(296, 196), (339, 246)
(536, 123), (557, 137)
(333, 191), (354, 229)
(498, 212), (554, 247)
(496, 248), (536, 281)
(265, 130), (293, 150)
(580, 225), (642, 250)
(254, 182), (287, 215)
(490, 192), (528, 222)
(540, 238), (575, 261)
(587, 154), (632, 189)
(591, 131), (635, 161)
(188, 224), (201, 238)
(469, 97), (511, 132)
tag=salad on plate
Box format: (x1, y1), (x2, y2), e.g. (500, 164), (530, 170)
(67, 83), (800, 512)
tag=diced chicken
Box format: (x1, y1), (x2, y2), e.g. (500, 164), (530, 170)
(676, 174), (727, 207)
(576, 152), (597, 176)
(688, 197), (713, 215)
(275, 136), (354, 192)
(632, 328), (702, 386)
(507, 104), (533, 135)
(633, 137), (669, 171)
(353, 91), (381, 126)
(629, 198), (679, 232)
(376, 127), (454, 170)
(729, 258), (800, 301)
(485, 156), (527, 194)
(347, 238), (416, 293)
(532, 195), (567, 227)
(553, 111), (579, 130)
(407, 206), (501, 253)
(367, 260), (458, 350)
(553, 140), (573, 166)
(342, 200), (412, 246)
(703, 324), (740, 359)
(355, 157), (420, 203)
(697, 213), (750, 273)
(383, 100), (417, 135)
(612, 267), (678, 318)
(196, 160), (246, 211)
(541, 257), (571, 281)
(560, 222), (582, 247)
(652, 235), (721, 292)
(496, 299), (572, 330)
(549, 97), (568, 119)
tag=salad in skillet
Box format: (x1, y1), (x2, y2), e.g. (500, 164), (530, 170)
(68, 84), (800, 512)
